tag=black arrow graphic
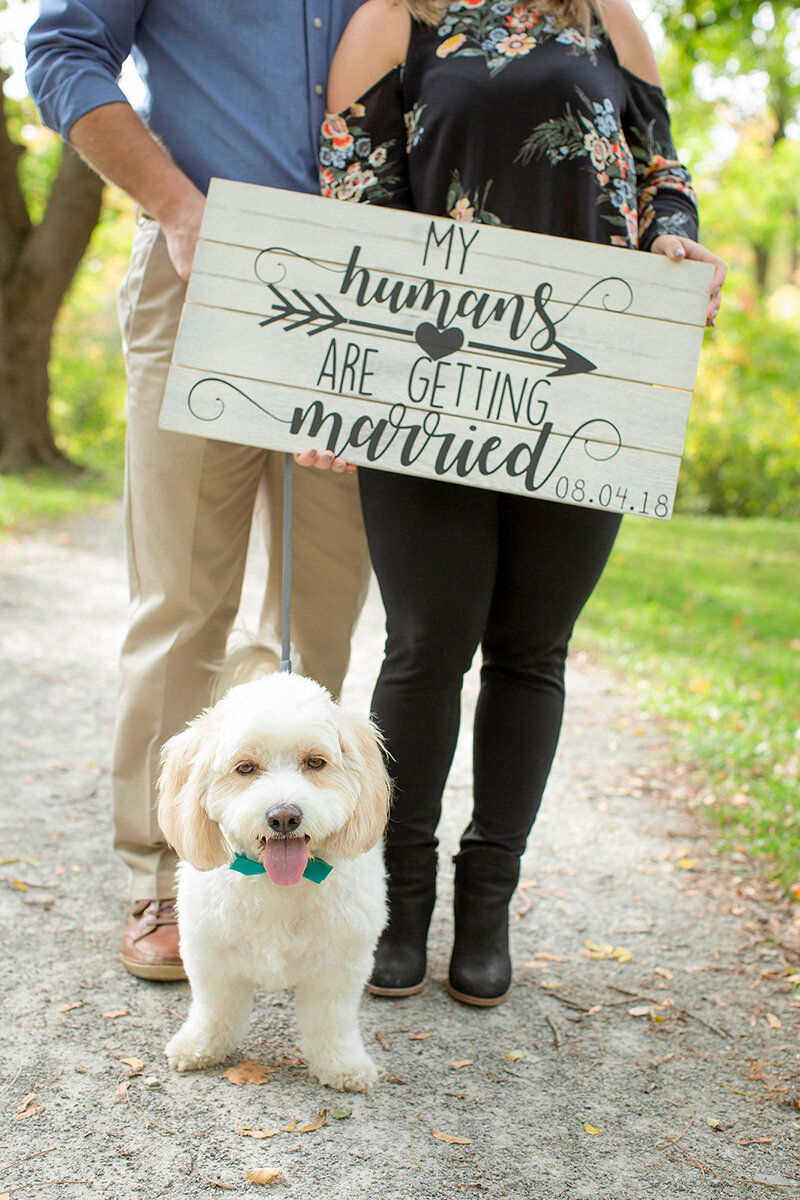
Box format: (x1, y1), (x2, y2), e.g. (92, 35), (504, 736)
(260, 286), (596, 379)
(260, 285), (408, 338)
(467, 339), (596, 378)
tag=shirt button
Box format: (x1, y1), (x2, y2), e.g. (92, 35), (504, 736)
(315, 83), (324, 96)
(313, 16), (323, 27)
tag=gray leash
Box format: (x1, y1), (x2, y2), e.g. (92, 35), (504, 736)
(280, 451), (292, 674)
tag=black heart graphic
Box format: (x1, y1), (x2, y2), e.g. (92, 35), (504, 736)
(414, 322), (465, 361)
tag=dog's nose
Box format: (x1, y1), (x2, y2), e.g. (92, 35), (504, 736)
(265, 803), (303, 836)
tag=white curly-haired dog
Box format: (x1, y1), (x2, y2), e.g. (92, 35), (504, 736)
(157, 672), (391, 1093)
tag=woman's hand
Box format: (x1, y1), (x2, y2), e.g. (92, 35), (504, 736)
(650, 234), (727, 327)
(294, 449), (356, 473)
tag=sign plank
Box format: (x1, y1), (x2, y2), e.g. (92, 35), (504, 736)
(161, 180), (712, 519)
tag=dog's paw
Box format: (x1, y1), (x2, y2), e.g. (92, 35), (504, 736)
(166, 1025), (226, 1072)
(310, 1055), (378, 1094)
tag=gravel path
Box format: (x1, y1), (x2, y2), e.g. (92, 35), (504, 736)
(1, 507), (799, 1199)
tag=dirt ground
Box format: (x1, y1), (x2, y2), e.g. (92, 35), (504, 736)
(1, 505), (799, 1200)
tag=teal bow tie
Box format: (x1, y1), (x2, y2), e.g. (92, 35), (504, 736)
(229, 851), (333, 885)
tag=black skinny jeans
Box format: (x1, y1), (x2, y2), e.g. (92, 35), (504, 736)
(358, 468), (621, 858)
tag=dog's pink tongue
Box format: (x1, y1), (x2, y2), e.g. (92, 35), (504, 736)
(262, 837), (309, 886)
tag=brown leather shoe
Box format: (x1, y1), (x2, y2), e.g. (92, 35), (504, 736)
(120, 900), (187, 981)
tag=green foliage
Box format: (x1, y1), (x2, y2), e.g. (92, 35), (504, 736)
(5, 92), (62, 222)
(576, 514), (800, 893)
(678, 283), (800, 518)
(48, 194), (133, 470)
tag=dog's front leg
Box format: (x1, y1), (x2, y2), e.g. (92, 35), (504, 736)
(166, 965), (254, 1072)
(294, 973), (377, 1093)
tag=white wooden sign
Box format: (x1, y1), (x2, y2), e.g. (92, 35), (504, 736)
(160, 179), (713, 519)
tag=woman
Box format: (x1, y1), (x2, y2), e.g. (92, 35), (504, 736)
(303, 0), (725, 1006)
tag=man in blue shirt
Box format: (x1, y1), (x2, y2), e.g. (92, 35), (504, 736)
(26, 0), (369, 980)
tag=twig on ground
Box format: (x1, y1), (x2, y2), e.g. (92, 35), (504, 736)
(0, 1183), (93, 1194)
(656, 1112), (694, 1152)
(667, 1149), (800, 1190)
(545, 1015), (562, 1050)
(0, 1149), (57, 1176)
(537, 987), (591, 1013)
(605, 984), (730, 1037)
(375, 1030), (391, 1052)
(0, 1065), (22, 1099)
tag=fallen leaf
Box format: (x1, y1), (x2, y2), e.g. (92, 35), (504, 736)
(14, 1093), (42, 1121)
(409, 1032), (432, 1041)
(237, 1128), (281, 1139)
(387, 1075), (407, 1084)
(706, 1118), (723, 1130)
(583, 940), (632, 963)
(765, 1013), (782, 1030)
(738, 1137), (773, 1146)
(222, 1060), (274, 1086)
(432, 1128), (472, 1145)
(11, 879), (28, 892)
(628, 1005), (652, 1018)
(102, 1008), (130, 1020)
(58, 1001), (85, 1013)
(330, 1107), (352, 1120)
(584, 1124), (602, 1135)
(529, 952), (567, 963)
(506, 1050), (525, 1062)
(298, 1108), (328, 1133)
(116, 1080), (131, 1098)
(284, 1118), (297, 1132)
(653, 967), (673, 980)
(675, 858), (696, 871)
(245, 1168), (282, 1185)
(120, 1057), (144, 1074)
(449, 1060), (473, 1071)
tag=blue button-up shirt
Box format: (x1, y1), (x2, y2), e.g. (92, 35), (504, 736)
(25, 0), (363, 195)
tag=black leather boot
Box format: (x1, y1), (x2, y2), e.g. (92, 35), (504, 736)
(447, 845), (521, 1007)
(367, 843), (437, 997)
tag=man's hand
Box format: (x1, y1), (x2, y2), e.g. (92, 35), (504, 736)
(650, 234), (727, 327)
(160, 190), (206, 282)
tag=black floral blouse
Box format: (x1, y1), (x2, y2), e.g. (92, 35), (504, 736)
(319, 0), (698, 251)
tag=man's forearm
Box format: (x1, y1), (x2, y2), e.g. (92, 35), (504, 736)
(69, 102), (205, 280)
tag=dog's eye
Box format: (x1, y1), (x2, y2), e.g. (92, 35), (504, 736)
(304, 756), (326, 771)
(234, 762), (258, 776)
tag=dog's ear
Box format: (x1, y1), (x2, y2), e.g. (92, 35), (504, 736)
(158, 711), (229, 870)
(325, 710), (392, 858)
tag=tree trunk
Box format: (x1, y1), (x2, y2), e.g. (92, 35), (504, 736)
(752, 242), (770, 293)
(0, 73), (104, 474)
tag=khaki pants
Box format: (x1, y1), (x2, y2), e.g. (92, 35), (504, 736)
(112, 221), (370, 900)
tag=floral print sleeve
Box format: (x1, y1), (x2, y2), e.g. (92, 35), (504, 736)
(620, 68), (699, 252)
(319, 66), (412, 208)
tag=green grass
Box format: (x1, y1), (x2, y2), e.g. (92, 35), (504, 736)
(0, 460), (122, 534)
(575, 514), (800, 894)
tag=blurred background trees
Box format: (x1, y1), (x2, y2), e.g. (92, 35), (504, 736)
(652, 0), (800, 517)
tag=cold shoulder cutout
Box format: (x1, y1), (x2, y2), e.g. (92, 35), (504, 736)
(319, 1), (698, 251)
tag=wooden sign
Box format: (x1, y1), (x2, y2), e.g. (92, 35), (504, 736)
(160, 179), (713, 519)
